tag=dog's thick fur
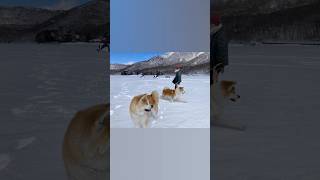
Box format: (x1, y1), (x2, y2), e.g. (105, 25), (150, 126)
(63, 104), (110, 180)
(211, 80), (241, 128)
(162, 86), (185, 102)
(129, 91), (159, 128)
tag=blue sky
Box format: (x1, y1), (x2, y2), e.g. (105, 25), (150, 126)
(110, 52), (164, 65)
(0, 0), (89, 10)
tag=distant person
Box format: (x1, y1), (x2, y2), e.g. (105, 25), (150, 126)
(210, 14), (229, 84)
(154, 71), (160, 78)
(172, 65), (182, 89)
(97, 37), (109, 52)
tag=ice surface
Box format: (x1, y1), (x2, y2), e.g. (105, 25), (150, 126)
(0, 43), (107, 179)
(0, 154), (11, 171)
(111, 75), (210, 128)
(213, 44), (320, 179)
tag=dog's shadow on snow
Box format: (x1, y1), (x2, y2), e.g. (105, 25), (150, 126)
(160, 96), (188, 103)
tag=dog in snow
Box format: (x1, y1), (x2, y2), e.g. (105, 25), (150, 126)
(129, 91), (159, 128)
(162, 86), (185, 102)
(211, 80), (244, 130)
(63, 104), (109, 180)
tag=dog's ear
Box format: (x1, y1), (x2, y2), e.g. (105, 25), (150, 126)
(151, 91), (159, 104)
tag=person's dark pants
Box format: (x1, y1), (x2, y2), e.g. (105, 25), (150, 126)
(175, 83), (180, 89)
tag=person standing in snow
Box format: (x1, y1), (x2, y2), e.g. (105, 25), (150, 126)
(97, 37), (109, 52)
(172, 65), (182, 89)
(210, 14), (229, 84)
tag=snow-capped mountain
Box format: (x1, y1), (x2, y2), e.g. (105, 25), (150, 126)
(0, 6), (62, 25)
(0, 0), (109, 42)
(110, 64), (128, 70)
(111, 52), (209, 75)
(161, 52), (206, 63)
(34, 0), (108, 32)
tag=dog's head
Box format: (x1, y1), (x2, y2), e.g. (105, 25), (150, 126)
(220, 80), (240, 102)
(139, 91), (159, 112)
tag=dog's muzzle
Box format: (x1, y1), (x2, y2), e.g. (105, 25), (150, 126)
(144, 105), (153, 112)
(230, 95), (240, 102)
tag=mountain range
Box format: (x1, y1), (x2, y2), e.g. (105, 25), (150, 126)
(0, 0), (109, 42)
(111, 52), (210, 75)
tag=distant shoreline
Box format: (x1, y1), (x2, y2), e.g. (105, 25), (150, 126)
(230, 41), (320, 46)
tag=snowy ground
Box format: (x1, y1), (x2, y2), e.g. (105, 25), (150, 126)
(0, 43), (107, 180)
(111, 75), (210, 128)
(213, 44), (320, 179)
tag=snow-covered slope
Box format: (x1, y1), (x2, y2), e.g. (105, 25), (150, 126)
(0, 6), (62, 25)
(161, 52), (206, 62)
(110, 64), (128, 70)
(35, 0), (108, 31)
(0, 0), (109, 42)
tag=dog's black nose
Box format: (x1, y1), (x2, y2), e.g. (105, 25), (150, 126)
(237, 95), (240, 98)
(151, 105), (153, 108)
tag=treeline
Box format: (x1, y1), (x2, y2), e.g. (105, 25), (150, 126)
(222, 1), (320, 42)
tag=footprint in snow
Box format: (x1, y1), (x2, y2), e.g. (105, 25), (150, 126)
(115, 105), (122, 109)
(16, 137), (36, 150)
(0, 154), (11, 171)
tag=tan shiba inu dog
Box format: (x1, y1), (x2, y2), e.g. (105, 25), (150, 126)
(211, 80), (244, 130)
(63, 104), (109, 180)
(162, 86), (185, 102)
(129, 91), (159, 128)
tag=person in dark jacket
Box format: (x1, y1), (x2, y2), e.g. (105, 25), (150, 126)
(210, 14), (228, 84)
(172, 65), (182, 89)
(97, 37), (109, 52)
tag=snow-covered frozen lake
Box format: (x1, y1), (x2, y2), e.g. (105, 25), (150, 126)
(111, 75), (210, 128)
(214, 44), (320, 179)
(0, 43), (107, 180)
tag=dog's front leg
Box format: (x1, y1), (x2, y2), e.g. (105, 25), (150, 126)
(142, 119), (149, 128)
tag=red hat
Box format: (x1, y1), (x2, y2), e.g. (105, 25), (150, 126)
(175, 64), (182, 68)
(211, 15), (221, 26)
